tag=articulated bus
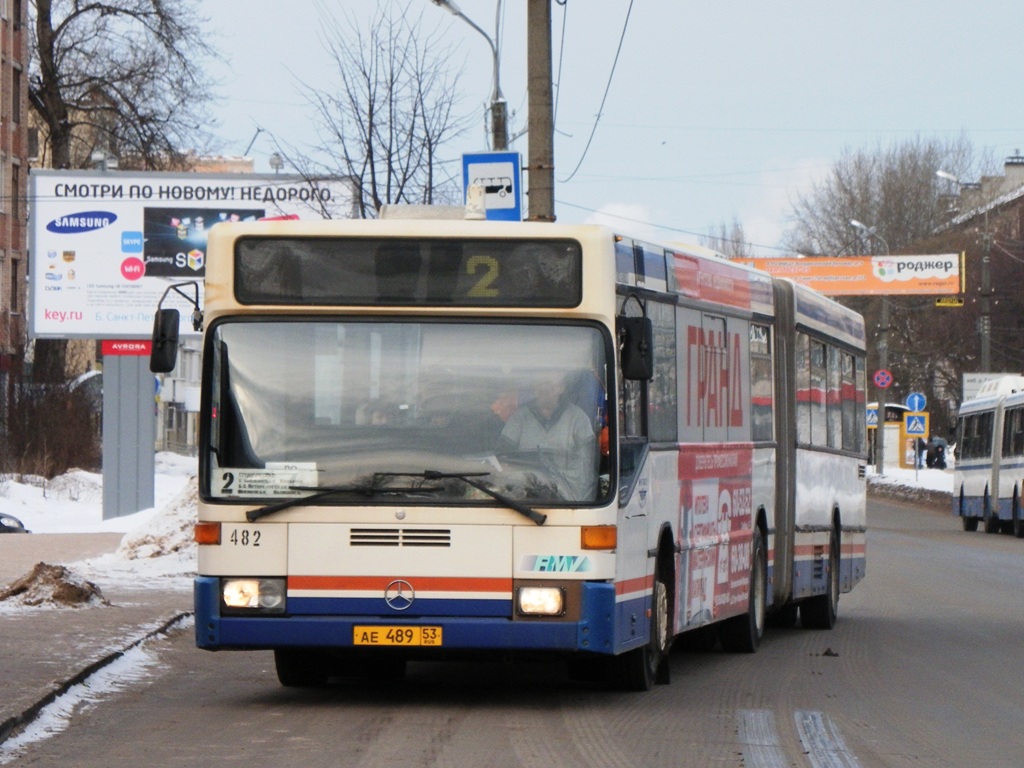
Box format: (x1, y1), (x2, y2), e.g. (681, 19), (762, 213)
(151, 218), (867, 691)
(953, 375), (1024, 536)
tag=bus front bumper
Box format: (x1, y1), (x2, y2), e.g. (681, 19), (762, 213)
(194, 576), (625, 655)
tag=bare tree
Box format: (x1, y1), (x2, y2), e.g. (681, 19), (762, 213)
(701, 218), (753, 258)
(282, 1), (471, 218)
(783, 135), (995, 434)
(785, 135), (982, 256)
(27, 0), (219, 382)
(29, 0), (220, 172)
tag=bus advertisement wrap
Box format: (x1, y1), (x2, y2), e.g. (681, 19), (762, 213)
(28, 170), (357, 339)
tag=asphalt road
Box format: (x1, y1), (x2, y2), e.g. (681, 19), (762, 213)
(8, 495), (1024, 768)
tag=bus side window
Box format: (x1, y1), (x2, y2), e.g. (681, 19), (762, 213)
(619, 377), (646, 501)
(647, 300), (676, 443)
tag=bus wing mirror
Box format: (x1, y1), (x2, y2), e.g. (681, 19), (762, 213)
(150, 309), (180, 373)
(618, 316), (654, 381)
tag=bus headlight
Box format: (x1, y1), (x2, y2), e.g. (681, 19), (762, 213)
(221, 578), (286, 614)
(517, 586), (565, 616)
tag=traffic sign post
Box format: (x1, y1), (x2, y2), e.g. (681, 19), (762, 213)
(872, 369), (893, 476)
(462, 152), (523, 221)
(905, 392), (927, 413)
(902, 411), (929, 478)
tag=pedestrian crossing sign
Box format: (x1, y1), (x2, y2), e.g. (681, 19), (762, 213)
(905, 413), (928, 436)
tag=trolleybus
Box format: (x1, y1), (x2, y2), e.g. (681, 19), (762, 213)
(953, 374), (1024, 536)
(151, 217), (868, 690)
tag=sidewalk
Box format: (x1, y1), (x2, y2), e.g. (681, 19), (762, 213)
(0, 533), (192, 744)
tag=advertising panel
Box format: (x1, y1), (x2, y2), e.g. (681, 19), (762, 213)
(737, 254), (963, 296)
(29, 170), (356, 339)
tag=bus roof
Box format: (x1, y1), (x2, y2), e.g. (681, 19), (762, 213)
(975, 374), (1024, 398)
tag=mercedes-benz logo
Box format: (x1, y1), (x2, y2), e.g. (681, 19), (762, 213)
(384, 579), (415, 611)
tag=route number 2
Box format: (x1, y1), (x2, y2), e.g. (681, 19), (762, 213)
(466, 255), (499, 297)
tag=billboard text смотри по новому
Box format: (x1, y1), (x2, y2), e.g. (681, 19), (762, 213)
(29, 170), (355, 339)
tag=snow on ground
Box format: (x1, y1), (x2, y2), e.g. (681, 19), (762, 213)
(866, 465), (953, 495)
(1, 452), (196, 536)
(0, 453), (198, 601)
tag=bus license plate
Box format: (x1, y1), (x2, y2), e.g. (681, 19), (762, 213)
(353, 626), (443, 647)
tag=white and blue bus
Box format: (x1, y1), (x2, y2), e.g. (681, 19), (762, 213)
(953, 375), (1024, 536)
(151, 217), (867, 690)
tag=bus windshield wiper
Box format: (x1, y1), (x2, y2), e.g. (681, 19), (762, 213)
(245, 481), (442, 522)
(379, 470), (547, 525)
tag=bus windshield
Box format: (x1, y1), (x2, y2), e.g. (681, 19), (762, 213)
(204, 319), (609, 506)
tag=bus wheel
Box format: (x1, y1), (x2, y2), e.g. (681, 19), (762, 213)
(609, 562), (671, 691)
(961, 490), (979, 531)
(720, 530), (766, 653)
(1014, 493), (1024, 538)
(275, 649), (329, 688)
(801, 527), (839, 630)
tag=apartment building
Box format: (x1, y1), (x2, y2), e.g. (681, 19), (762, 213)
(0, 0), (27, 382)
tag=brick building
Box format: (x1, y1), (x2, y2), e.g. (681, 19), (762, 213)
(0, 0), (27, 385)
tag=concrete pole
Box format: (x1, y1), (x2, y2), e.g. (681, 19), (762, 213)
(981, 214), (991, 372)
(526, 0), (555, 221)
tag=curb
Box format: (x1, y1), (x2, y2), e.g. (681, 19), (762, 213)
(867, 482), (952, 509)
(0, 611), (193, 747)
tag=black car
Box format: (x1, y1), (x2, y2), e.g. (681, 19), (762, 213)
(0, 513), (29, 533)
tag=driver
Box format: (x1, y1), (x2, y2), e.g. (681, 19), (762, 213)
(497, 372), (598, 501)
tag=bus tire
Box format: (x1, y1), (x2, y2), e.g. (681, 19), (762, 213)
(274, 649), (329, 688)
(960, 490), (979, 531)
(720, 529), (766, 653)
(609, 560), (671, 691)
(1014, 492), (1024, 538)
(801, 526), (839, 630)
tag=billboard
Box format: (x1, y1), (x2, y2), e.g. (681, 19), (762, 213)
(737, 254), (964, 296)
(29, 170), (357, 339)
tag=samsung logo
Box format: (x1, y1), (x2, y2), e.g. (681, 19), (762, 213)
(46, 211), (117, 234)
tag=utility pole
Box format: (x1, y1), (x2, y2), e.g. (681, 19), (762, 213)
(850, 219), (890, 477)
(526, 0), (555, 221)
(981, 210), (992, 372)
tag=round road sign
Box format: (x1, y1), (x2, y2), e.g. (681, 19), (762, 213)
(873, 369), (893, 389)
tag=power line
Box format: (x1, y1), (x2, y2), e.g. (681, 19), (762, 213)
(558, 0), (634, 184)
(556, 199), (792, 254)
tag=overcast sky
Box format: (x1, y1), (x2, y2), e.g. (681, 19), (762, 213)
(203, 1), (1024, 255)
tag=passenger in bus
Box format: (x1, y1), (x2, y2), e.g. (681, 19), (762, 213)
(497, 372), (598, 501)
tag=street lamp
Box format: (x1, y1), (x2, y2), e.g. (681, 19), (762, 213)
(937, 169), (991, 373)
(850, 218), (890, 477)
(431, 0), (508, 151)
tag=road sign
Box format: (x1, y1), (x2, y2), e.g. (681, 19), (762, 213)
(935, 296), (964, 307)
(905, 392), (927, 412)
(866, 408), (878, 428)
(905, 412), (928, 437)
(873, 369), (893, 389)
(462, 151), (522, 221)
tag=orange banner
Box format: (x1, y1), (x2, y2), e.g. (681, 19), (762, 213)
(737, 254), (963, 296)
